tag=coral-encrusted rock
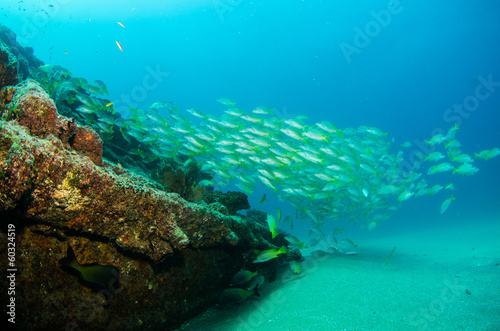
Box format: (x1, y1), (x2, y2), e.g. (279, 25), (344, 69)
(0, 79), (103, 165)
(0, 39), (19, 88)
(0, 118), (277, 330)
(72, 125), (103, 165)
(0, 24), (43, 80)
(1, 79), (58, 137)
(153, 159), (211, 201)
(203, 190), (251, 215)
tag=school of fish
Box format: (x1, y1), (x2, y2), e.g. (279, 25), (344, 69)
(108, 98), (498, 232)
(32, 65), (499, 234)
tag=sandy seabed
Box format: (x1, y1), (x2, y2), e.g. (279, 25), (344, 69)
(179, 219), (500, 331)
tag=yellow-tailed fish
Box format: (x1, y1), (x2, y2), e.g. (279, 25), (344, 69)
(252, 246), (286, 263)
(229, 270), (258, 287)
(266, 214), (278, 239)
(440, 195), (455, 214)
(289, 261), (302, 274)
(116, 41), (124, 52)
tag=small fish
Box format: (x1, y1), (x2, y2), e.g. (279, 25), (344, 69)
(282, 215), (291, 228)
(445, 139), (461, 149)
(425, 133), (447, 146)
(378, 185), (402, 195)
(445, 183), (456, 190)
(117, 21), (125, 28)
(303, 129), (330, 143)
(246, 275), (265, 291)
(105, 102), (113, 107)
(252, 106), (272, 115)
(453, 164), (479, 176)
(224, 108), (244, 117)
(486, 147), (500, 160)
(427, 184), (444, 195)
(446, 122), (460, 139)
(59, 245), (119, 290)
(368, 221), (377, 231)
(266, 214), (278, 239)
(252, 246), (286, 263)
(398, 190), (414, 202)
(258, 193), (267, 204)
(401, 141), (412, 148)
(229, 270), (258, 287)
(289, 261), (302, 275)
(428, 162), (454, 175)
(440, 195), (456, 214)
(216, 98), (236, 107)
(385, 246), (397, 265)
(332, 238), (359, 255)
(474, 150), (490, 160)
(197, 179), (214, 187)
(186, 108), (207, 119)
(116, 41), (123, 52)
(425, 152), (445, 162)
(283, 234), (303, 246)
(76, 105), (96, 114)
(450, 154), (473, 164)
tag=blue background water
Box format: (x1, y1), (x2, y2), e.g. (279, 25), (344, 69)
(2, 0), (499, 237)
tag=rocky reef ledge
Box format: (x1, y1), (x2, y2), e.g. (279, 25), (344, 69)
(0, 31), (278, 330)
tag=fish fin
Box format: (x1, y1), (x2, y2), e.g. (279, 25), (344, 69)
(59, 245), (82, 278)
(253, 285), (261, 297)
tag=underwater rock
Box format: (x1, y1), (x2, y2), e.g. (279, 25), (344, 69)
(0, 39), (19, 88)
(72, 125), (103, 166)
(0, 100), (276, 330)
(247, 208), (269, 226)
(0, 25), (43, 83)
(153, 158), (211, 202)
(0, 79), (59, 137)
(0, 79), (103, 165)
(203, 190), (250, 215)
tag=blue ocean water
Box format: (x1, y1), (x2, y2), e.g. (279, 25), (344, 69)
(3, 1), (500, 329)
(3, 0), (499, 234)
